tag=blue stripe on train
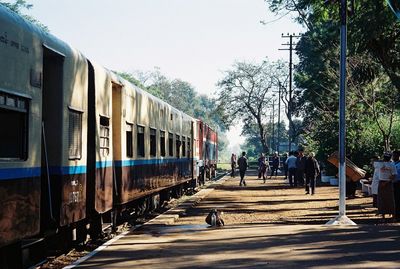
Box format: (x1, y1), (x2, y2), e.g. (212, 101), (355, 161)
(0, 167), (41, 180)
(114, 158), (191, 167)
(0, 158), (192, 180)
(49, 165), (87, 175)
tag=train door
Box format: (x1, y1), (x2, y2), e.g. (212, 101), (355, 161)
(86, 61), (96, 222)
(111, 83), (122, 204)
(41, 46), (65, 230)
(190, 121), (195, 183)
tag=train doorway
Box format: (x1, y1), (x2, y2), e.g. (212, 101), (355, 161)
(41, 46), (65, 230)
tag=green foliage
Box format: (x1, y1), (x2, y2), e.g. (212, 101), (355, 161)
(0, 0), (49, 31)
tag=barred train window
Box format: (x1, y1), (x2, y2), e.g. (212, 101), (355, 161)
(160, 130), (166, 157)
(182, 136), (186, 157)
(99, 116), (110, 157)
(68, 109), (82, 159)
(176, 134), (180, 158)
(168, 133), (173, 157)
(0, 92), (28, 160)
(137, 125), (145, 157)
(126, 123), (133, 157)
(150, 128), (157, 157)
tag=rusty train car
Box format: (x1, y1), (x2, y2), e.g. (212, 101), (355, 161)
(0, 4), (218, 260)
(195, 120), (218, 183)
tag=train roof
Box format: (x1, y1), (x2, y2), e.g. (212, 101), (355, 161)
(111, 72), (196, 122)
(0, 4), (86, 63)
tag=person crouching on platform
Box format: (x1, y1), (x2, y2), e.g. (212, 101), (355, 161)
(377, 152), (397, 221)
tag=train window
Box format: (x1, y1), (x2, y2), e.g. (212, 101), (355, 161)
(0, 92), (28, 160)
(187, 138), (191, 157)
(126, 123), (133, 157)
(150, 128), (157, 157)
(168, 133), (174, 156)
(182, 136), (186, 157)
(176, 134), (181, 158)
(68, 109), (83, 159)
(99, 116), (110, 157)
(137, 125), (145, 157)
(160, 131), (166, 157)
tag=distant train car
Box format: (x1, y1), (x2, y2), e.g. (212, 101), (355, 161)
(195, 120), (218, 183)
(112, 81), (195, 208)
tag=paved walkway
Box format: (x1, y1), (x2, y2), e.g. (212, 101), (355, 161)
(72, 172), (400, 269)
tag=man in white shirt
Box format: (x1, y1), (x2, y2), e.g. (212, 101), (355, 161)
(286, 151), (298, 187)
(377, 152), (397, 220)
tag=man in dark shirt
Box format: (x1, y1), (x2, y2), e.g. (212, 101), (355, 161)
(269, 152), (280, 179)
(305, 152), (320, 195)
(296, 149), (306, 186)
(237, 151), (248, 186)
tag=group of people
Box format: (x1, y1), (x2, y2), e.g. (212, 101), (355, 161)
(370, 150), (400, 221)
(285, 150), (320, 195)
(230, 149), (320, 194)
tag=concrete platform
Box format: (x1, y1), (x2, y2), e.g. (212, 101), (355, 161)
(73, 223), (400, 269)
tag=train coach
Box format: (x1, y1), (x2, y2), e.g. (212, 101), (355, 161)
(0, 4), (217, 265)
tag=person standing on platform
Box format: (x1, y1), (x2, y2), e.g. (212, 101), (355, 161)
(286, 151), (297, 187)
(282, 152), (288, 180)
(392, 150), (400, 220)
(377, 152), (397, 220)
(371, 156), (381, 208)
(304, 152), (320, 195)
(237, 152), (248, 186)
(258, 153), (268, 183)
(230, 153), (237, 178)
(269, 152), (280, 179)
(296, 149), (306, 186)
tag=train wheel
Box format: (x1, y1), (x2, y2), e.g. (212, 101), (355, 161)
(89, 213), (103, 240)
(172, 185), (183, 199)
(160, 189), (171, 206)
(0, 242), (22, 269)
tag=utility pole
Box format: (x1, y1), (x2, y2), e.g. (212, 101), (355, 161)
(272, 97), (275, 153)
(276, 83), (281, 154)
(326, 0), (356, 226)
(279, 33), (300, 152)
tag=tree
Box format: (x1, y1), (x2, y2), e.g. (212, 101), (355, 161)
(216, 60), (285, 153)
(265, 0), (400, 166)
(1, 0), (49, 31)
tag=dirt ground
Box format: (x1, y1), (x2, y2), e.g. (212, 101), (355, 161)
(177, 170), (384, 226)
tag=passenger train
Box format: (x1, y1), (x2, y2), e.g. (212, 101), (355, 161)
(0, 4), (218, 257)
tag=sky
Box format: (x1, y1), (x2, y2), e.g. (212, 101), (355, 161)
(25, 0), (303, 150)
